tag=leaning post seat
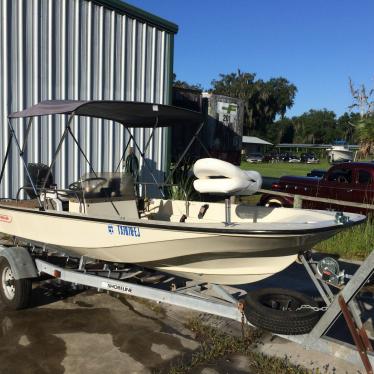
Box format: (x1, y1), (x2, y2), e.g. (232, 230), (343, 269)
(193, 158), (262, 195)
(24, 163), (54, 199)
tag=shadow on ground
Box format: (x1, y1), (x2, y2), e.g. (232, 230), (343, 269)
(0, 281), (200, 374)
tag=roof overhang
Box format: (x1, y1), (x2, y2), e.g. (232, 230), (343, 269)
(92, 0), (178, 34)
(242, 136), (272, 145)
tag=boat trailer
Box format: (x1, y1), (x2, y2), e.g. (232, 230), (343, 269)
(0, 244), (374, 373)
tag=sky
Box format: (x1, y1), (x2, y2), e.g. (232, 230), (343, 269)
(127, 0), (374, 118)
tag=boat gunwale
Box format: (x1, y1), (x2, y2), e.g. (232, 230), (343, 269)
(0, 203), (365, 236)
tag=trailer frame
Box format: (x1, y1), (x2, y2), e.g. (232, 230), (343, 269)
(1, 244), (374, 373)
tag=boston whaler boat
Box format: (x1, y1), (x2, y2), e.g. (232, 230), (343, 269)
(0, 101), (365, 285)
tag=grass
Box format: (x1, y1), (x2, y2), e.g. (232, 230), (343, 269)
(314, 218), (374, 260)
(240, 159), (374, 261)
(164, 318), (312, 374)
(241, 160), (330, 178)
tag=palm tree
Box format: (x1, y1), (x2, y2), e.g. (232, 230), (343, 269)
(349, 78), (374, 157)
(356, 117), (374, 157)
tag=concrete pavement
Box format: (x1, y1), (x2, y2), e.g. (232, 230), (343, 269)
(0, 271), (368, 373)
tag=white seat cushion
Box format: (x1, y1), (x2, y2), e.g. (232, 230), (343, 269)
(193, 158), (262, 195)
(193, 178), (250, 194)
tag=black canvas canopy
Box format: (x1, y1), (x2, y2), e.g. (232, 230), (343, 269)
(8, 100), (203, 127)
(2, 100), (208, 202)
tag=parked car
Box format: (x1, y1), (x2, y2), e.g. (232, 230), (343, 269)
(279, 153), (300, 162)
(259, 162), (374, 214)
(288, 155), (301, 163)
(279, 152), (290, 161)
(263, 152), (279, 163)
(246, 153), (263, 163)
(301, 152), (320, 164)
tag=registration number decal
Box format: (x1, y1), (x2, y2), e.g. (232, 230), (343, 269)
(107, 224), (140, 237)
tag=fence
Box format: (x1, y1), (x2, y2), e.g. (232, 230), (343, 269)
(258, 188), (374, 211)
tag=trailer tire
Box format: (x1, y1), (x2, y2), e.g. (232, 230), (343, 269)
(0, 257), (32, 310)
(244, 288), (321, 335)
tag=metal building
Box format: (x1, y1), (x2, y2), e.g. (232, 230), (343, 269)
(0, 0), (177, 198)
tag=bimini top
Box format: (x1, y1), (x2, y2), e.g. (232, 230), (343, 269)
(8, 100), (203, 127)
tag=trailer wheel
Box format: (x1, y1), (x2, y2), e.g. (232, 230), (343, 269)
(0, 257), (32, 310)
(244, 288), (322, 335)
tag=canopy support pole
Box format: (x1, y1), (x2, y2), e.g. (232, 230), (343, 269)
(0, 132), (13, 186)
(67, 125), (121, 217)
(116, 119), (158, 174)
(195, 136), (212, 158)
(7, 119), (42, 208)
(115, 136), (132, 173)
(124, 127), (165, 198)
(165, 120), (205, 186)
(67, 126), (96, 177)
(42, 114), (75, 189)
(21, 117), (34, 154)
(142, 117), (158, 158)
(116, 118), (158, 174)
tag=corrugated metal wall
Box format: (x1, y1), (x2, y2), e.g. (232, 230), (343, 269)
(0, 0), (173, 198)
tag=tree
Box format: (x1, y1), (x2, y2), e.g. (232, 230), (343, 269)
(267, 117), (295, 144)
(349, 78), (374, 157)
(173, 73), (203, 91)
(292, 109), (337, 144)
(336, 112), (360, 144)
(211, 70), (297, 136)
(270, 110), (357, 145)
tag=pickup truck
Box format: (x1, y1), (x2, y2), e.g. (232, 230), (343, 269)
(259, 162), (374, 214)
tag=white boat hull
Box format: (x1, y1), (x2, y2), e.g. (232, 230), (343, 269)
(327, 148), (353, 162)
(0, 203), (364, 285)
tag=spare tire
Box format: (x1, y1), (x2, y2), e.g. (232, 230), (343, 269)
(244, 288), (322, 335)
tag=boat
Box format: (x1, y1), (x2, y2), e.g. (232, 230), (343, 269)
(0, 100), (366, 285)
(327, 141), (354, 163)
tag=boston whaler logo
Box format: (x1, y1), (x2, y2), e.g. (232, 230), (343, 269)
(0, 214), (12, 223)
(107, 224), (140, 237)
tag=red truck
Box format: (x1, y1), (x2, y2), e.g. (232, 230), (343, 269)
(259, 162), (374, 214)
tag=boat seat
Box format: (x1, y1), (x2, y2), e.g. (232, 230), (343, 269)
(24, 163), (54, 199)
(193, 158), (262, 195)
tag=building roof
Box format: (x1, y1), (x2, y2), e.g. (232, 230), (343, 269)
(276, 143), (359, 149)
(93, 0), (178, 34)
(242, 136), (272, 145)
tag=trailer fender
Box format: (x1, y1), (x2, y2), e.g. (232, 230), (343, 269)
(0, 246), (38, 279)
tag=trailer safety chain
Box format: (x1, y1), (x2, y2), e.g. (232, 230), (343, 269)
(296, 304), (328, 312)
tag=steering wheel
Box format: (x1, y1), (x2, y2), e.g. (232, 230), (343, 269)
(68, 177), (107, 192)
